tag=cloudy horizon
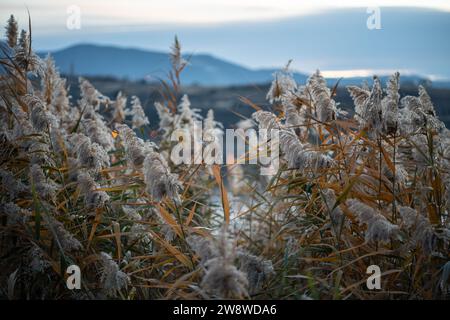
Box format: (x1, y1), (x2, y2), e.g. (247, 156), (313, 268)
(1, 1), (450, 79)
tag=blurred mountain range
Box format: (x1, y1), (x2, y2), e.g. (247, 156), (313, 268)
(38, 44), (450, 88)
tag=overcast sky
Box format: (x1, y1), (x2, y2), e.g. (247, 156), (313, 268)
(1, 1), (449, 79)
(2, 0), (450, 28)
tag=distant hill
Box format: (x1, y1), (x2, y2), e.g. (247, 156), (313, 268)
(35, 43), (450, 88)
(37, 44), (303, 86)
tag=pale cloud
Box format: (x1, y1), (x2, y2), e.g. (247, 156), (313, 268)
(1, 0), (450, 31)
(320, 69), (416, 78)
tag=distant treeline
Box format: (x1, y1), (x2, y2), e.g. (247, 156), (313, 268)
(63, 75), (450, 129)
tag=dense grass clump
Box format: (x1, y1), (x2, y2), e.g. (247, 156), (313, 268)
(0, 15), (449, 300)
